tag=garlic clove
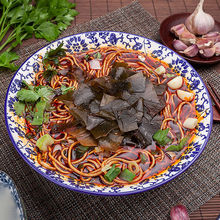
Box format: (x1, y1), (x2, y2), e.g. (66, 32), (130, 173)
(203, 31), (219, 38)
(185, 0), (215, 35)
(196, 38), (213, 49)
(214, 42), (220, 56)
(154, 65), (166, 75)
(170, 24), (185, 37)
(199, 47), (215, 58)
(203, 32), (220, 44)
(180, 44), (199, 57)
(177, 90), (194, 101)
(172, 39), (188, 51)
(171, 24), (196, 46)
(183, 118), (198, 129)
(167, 76), (183, 90)
(89, 59), (101, 69)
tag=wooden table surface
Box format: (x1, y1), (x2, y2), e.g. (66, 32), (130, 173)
(72, 0), (220, 219)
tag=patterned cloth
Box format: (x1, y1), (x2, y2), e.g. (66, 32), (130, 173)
(0, 1), (219, 219)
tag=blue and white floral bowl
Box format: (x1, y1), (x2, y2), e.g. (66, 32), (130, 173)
(0, 171), (26, 219)
(5, 31), (212, 196)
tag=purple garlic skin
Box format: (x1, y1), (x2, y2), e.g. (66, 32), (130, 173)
(196, 38), (213, 50)
(181, 44), (199, 57)
(202, 31), (220, 43)
(199, 47), (216, 58)
(170, 205), (190, 220)
(214, 42), (220, 56)
(172, 39), (188, 51)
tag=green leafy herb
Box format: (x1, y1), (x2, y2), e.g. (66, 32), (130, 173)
(140, 152), (147, 163)
(119, 169), (135, 182)
(0, 0), (78, 70)
(36, 86), (54, 101)
(22, 80), (34, 90)
(42, 66), (58, 83)
(17, 89), (40, 102)
(61, 84), (75, 95)
(153, 128), (172, 146)
(104, 164), (121, 182)
(32, 100), (46, 125)
(166, 136), (190, 152)
(43, 42), (66, 66)
(93, 52), (101, 59)
(84, 54), (90, 61)
(0, 51), (19, 70)
(14, 101), (25, 116)
(75, 145), (89, 159)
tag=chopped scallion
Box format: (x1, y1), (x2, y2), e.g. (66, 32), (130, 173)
(36, 134), (54, 152)
(119, 169), (135, 182)
(104, 164), (121, 182)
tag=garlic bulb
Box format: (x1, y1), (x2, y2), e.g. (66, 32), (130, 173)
(185, 0), (215, 35)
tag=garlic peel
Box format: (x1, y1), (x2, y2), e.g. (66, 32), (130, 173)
(185, 0), (215, 35)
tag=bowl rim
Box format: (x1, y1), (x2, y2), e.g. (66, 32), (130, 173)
(4, 30), (213, 196)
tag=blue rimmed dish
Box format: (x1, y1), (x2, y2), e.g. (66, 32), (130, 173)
(4, 31), (212, 196)
(0, 171), (26, 219)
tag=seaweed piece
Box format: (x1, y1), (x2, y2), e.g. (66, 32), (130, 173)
(94, 110), (115, 121)
(89, 100), (100, 114)
(66, 125), (97, 146)
(101, 99), (130, 114)
(116, 108), (138, 132)
(154, 84), (166, 96)
(68, 106), (89, 126)
(86, 115), (105, 131)
(127, 72), (146, 93)
(135, 98), (144, 122)
(90, 120), (118, 139)
(100, 94), (116, 106)
(98, 130), (124, 151)
(137, 114), (162, 146)
(73, 84), (95, 107)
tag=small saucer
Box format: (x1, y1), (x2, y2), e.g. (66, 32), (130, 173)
(160, 13), (220, 65)
(0, 171), (26, 220)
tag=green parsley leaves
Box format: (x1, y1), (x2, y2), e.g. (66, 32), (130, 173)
(14, 81), (55, 126)
(0, 0), (78, 70)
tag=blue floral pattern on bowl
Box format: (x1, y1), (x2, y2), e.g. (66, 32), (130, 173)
(4, 31), (212, 196)
(0, 171), (26, 219)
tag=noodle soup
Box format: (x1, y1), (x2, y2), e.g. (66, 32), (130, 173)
(13, 45), (199, 187)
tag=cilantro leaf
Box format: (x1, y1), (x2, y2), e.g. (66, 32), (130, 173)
(14, 101), (25, 116)
(36, 86), (54, 101)
(152, 128), (172, 146)
(35, 21), (60, 42)
(61, 84), (75, 95)
(0, 51), (19, 71)
(93, 52), (101, 59)
(32, 100), (47, 125)
(43, 42), (66, 66)
(17, 89), (40, 102)
(166, 136), (190, 152)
